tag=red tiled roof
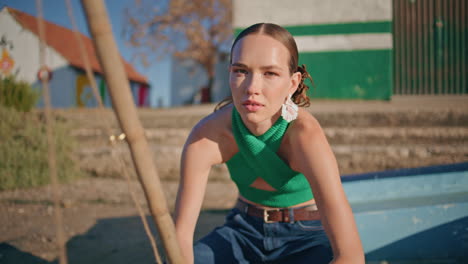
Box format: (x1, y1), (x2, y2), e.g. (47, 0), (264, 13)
(7, 7), (148, 85)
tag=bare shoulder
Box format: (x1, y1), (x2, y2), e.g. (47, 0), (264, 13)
(188, 104), (233, 141)
(288, 108), (325, 141)
(184, 104), (235, 164)
(286, 108), (337, 174)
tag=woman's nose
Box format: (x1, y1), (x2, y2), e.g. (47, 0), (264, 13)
(245, 73), (261, 95)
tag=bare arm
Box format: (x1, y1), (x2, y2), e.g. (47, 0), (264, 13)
(290, 114), (364, 264)
(174, 116), (225, 264)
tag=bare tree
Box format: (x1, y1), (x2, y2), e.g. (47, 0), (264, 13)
(124, 0), (232, 103)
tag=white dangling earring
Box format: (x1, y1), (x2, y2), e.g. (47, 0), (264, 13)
(281, 94), (298, 122)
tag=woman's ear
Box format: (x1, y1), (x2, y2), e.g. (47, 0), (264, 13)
(289, 71), (301, 95)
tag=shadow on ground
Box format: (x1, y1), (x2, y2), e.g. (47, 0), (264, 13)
(2, 209), (467, 263)
(0, 210), (229, 264)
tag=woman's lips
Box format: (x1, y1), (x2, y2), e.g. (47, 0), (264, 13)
(242, 100), (264, 112)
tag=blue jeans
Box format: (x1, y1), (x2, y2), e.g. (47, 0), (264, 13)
(194, 208), (333, 263)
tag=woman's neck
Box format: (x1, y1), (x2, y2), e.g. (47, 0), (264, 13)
(243, 111), (282, 136)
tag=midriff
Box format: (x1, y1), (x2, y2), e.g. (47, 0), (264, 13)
(243, 177), (316, 210)
(238, 194), (317, 210)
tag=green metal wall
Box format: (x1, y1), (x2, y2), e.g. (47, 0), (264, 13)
(300, 50), (392, 99)
(393, 0), (467, 95)
(235, 21), (393, 100)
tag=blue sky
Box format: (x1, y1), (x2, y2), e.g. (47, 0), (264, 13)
(0, 0), (171, 107)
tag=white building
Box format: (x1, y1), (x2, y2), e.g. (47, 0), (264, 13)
(0, 6), (150, 108)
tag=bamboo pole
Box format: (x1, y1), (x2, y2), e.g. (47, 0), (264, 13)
(80, 1), (183, 263)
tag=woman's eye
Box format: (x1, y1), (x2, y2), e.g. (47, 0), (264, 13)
(265, 71), (278, 76)
(233, 68), (247, 74)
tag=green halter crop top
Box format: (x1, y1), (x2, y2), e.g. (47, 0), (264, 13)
(226, 107), (314, 207)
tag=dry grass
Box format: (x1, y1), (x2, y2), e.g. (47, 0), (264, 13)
(0, 106), (82, 190)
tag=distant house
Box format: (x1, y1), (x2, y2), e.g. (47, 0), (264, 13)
(169, 53), (230, 107)
(0, 6), (150, 108)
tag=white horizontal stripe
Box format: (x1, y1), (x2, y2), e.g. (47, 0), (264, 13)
(233, 0), (392, 28)
(294, 33), (392, 52)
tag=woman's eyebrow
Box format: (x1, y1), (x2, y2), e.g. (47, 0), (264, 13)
(260, 65), (283, 71)
(231, 62), (248, 68)
(231, 63), (283, 71)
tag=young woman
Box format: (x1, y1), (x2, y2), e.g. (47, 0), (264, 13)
(174, 23), (364, 264)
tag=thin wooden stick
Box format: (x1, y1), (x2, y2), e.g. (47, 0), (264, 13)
(64, 0), (162, 262)
(35, 1), (68, 263)
(80, 1), (184, 263)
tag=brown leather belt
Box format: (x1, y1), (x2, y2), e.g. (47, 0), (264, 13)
(235, 199), (321, 223)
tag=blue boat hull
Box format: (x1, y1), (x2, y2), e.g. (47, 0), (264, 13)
(342, 163), (468, 263)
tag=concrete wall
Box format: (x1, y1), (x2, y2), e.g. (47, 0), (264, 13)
(234, 0), (392, 26)
(211, 56), (230, 103)
(170, 55), (230, 107)
(233, 0), (393, 100)
(170, 58), (208, 106)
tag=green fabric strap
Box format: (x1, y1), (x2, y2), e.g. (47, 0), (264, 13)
(228, 107), (313, 207)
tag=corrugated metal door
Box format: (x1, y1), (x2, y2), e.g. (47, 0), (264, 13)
(393, 0), (467, 94)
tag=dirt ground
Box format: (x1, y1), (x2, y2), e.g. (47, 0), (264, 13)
(0, 178), (236, 263)
(1, 96), (467, 263)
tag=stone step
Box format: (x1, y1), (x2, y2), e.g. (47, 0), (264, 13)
(325, 127), (468, 144)
(71, 126), (468, 146)
(76, 141), (468, 181)
(53, 98), (468, 130)
(313, 110), (468, 128)
(132, 110), (468, 128)
(59, 96), (468, 180)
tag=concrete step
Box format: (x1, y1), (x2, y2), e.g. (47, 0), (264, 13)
(136, 109), (468, 128)
(76, 140), (468, 181)
(53, 96), (468, 130)
(71, 126), (468, 146)
(58, 96), (468, 180)
(325, 127), (468, 144)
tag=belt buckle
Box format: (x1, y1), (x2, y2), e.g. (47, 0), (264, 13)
(263, 208), (280, 223)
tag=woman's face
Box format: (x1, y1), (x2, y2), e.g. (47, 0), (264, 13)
(229, 34), (300, 133)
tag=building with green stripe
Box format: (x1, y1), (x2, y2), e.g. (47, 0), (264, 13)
(234, 0), (393, 100)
